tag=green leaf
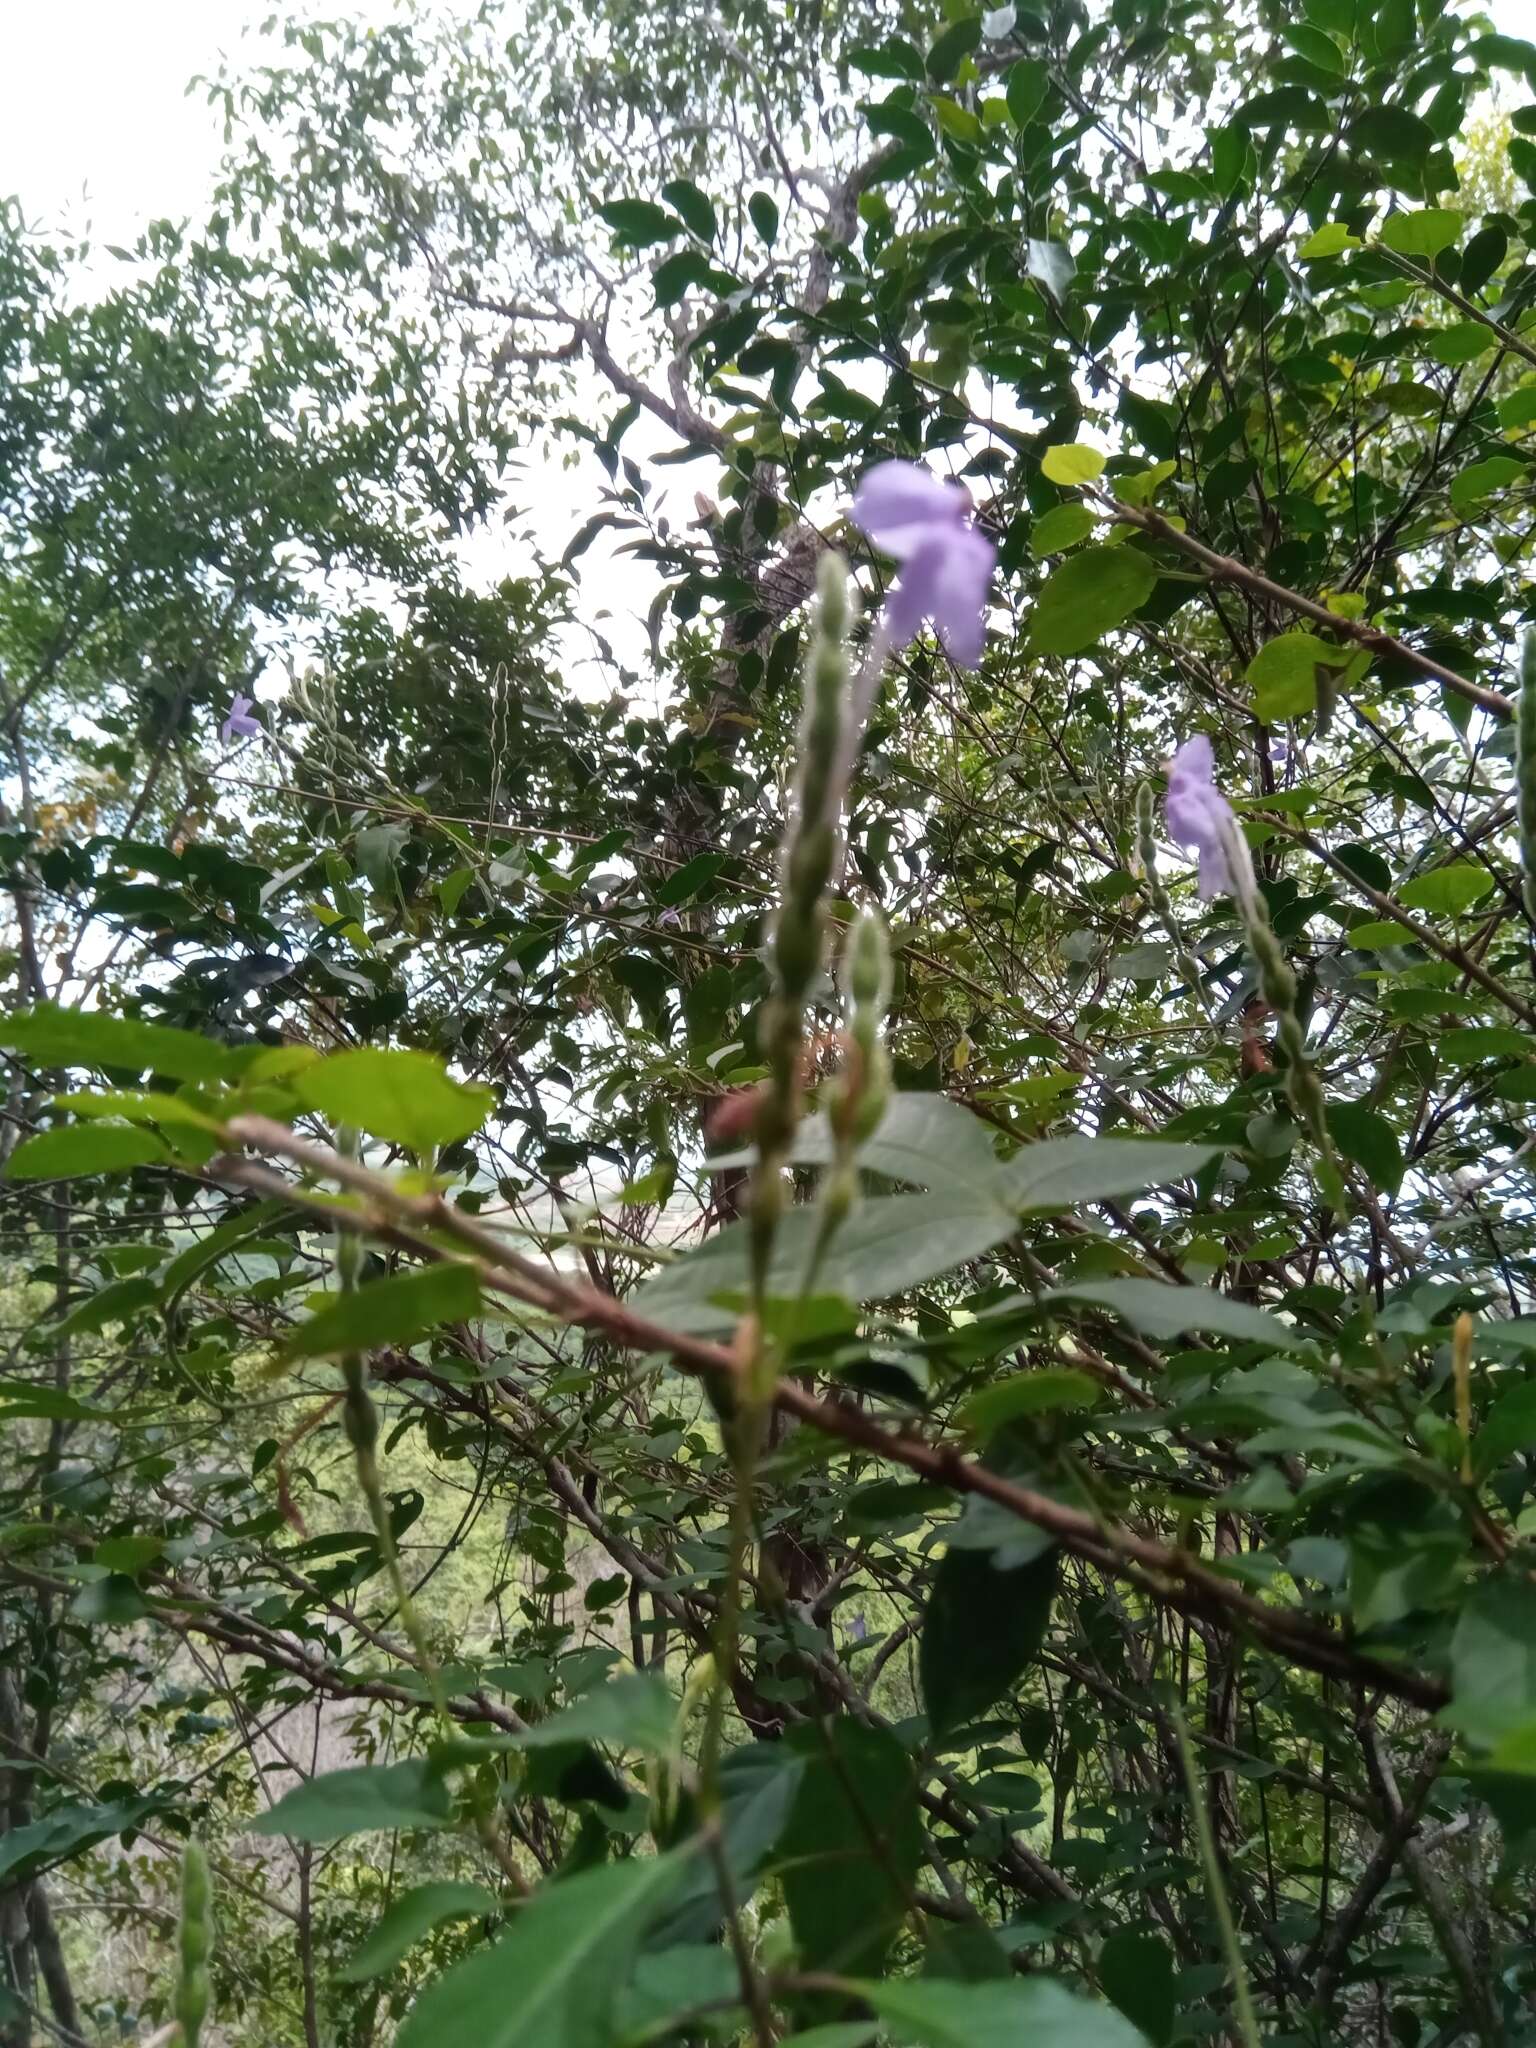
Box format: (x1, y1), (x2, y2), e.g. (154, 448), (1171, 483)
(1245, 631), (1345, 722)
(501, 1674), (674, 1755)
(1351, 105), (1434, 164)
(958, 1368), (1101, 1439)
(8, 1123), (168, 1181)
(296, 1047), (494, 1153)
(338, 1881), (500, 1982)
(660, 178), (716, 242)
(636, 1186), (1018, 1335)
(1379, 208), (1461, 258)
(1497, 388), (1536, 432)
(0, 1002), (236, 1082)
(0, 1379), (122, 1423)
(51, 1087), (220, 1132)
(1299, 221), (1361, 259)
(926, 15), (981, 83)
(1475, 1380), (1536, 1478)
(1006, 1136), (1219, 1210)
(597, 198), (677, 247)
(933, 97), (982, 145)
(1004, 58), (1049, 126)
(251, 1760), (453, 1841)
(1396, 864), (1493, 917)
(780, 1719), (923, 1979)
(1040, 443), (1104, 486)
(1283, 23), (1344, 72)
(1042, 1277), (1309, 1350)
(1350, 1521), (1464, 1629)
(1030, 504), (1096, 557)
(1429, 323), (1497, 367)
(1441, 1026), (1530, 1064)
(395, 1851), (691, 2048)
(1447, 1575), (1536, 1747)
(0, 1795), (169, 1888)
(160, 1198), (286, 1296)
(710, 1093), (1004, 1200)
(921, 1544), (1057, 1738)
(45, 1274), (158, 1339)
(653, 248), (715, 306)
(1450, 454), (1526, 511)
(1098, 1931), (1175, 2045)
(852, 1976), (1152, 2048)
(279, 1263), (481, 1363)
(1028, 547), (1157, 655)
(1326, 1101), (1403, 1195)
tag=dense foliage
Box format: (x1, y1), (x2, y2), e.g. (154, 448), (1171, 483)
(5, 0), (1536, 2042)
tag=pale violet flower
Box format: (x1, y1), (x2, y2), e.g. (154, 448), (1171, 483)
(850, 460), (997, 668)
(983, 4), (1016, 37)
(1166, 735), (1246, 902)
(220, 694), (261, 742)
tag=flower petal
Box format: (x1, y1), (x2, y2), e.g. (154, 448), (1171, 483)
(884, 539), (945, 649)
(929, 527), (997, 668)
(851, 459), (965, 560)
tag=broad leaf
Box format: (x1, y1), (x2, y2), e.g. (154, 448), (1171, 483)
(1027, 547), (1157, 655)
(279, 1262), (480, 1362)
(852, 1976), (1152, 2047)
(251, 1759), (453, 1841)
(8, 1124), (168, 1180)
(395, 1850), (690, 2048)
(296, 1047), (495, 1153)
(779, 1719), (923, 1981)
(1042, 1277), (1309, 1350)
(921, 1543), (1058, 1738)
(0, 1003), (235, 1082)
(338, 1881), (501, 1981)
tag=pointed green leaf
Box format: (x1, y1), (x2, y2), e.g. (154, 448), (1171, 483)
(395, 1851), (691, 2048)
(295, 1047), (494, 1153)
(251, 1760), (453, 1842)
(921, 1544), (1057, 1738)
(279, 1262), (481, 1362)
(0, 1002), (236, 1082)
(1028, 547), (1157, 655)
(338, 1881), (501, 1982)
(8, 1124), (168, 1181)
(853, 1976), (1151, 2047)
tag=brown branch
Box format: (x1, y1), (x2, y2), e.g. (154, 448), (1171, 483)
(1102, 495), (1513, 720)
(206, 1121), (1451, 1714)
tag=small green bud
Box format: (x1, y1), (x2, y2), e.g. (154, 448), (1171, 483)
(342, 1361), (379, 1455)
(815, 547), (851, 644)
(847, 909), (892, 1012)
(175, 1841), (214, 2048)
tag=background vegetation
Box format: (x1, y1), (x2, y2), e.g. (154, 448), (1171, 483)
(4, 0), (1536, 2042)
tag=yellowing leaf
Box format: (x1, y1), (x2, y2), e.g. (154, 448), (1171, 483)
(1040, 443), (1105, 486)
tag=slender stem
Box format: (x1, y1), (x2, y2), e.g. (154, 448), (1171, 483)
(1171, 1700), (1262, 2048)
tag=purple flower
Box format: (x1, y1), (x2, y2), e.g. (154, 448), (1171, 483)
(850, 460), (997, 668)
(220, 694), (261, 742)
(1165, 735), (1240, 901)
